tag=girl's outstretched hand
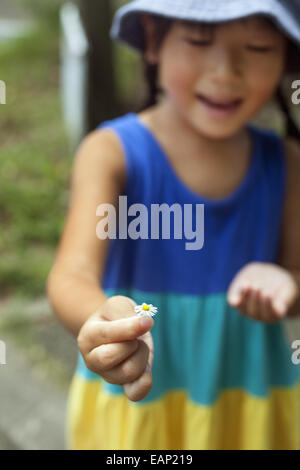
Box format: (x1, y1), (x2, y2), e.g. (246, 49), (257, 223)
(77, 295), (154, 402)
(227, 262), (299, 322)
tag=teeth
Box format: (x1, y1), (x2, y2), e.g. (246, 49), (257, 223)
(206, 98), (236, 107)
(198, 95), (240, 108)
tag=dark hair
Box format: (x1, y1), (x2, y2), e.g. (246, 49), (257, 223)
(137, 14), (300, 142)
(135, 15), (172, 110)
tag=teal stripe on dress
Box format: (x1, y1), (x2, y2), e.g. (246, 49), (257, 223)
(76, 287), (300, 405)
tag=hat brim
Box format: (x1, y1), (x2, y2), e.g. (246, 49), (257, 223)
(110, 0), (300, 62)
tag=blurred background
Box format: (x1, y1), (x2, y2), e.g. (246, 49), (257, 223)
(0, 0), (299, 450)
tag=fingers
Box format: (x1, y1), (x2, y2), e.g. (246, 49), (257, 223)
(77, 295), (156, 401)
(227, 271), (256, 307)
(227, 279), (250, 309)
(227, 262), (300, 323)
(243, 286), (260, 318)
(259, 292), (277, 323)
(238, 287), (277, 323)
(92, 339), (150, 385)
(228, 281), (295, 323)
(85, 339), (139, 372)
(227, 283), (243, 306)
(123, 364), (153, 402)
(123, 332), (154, 401)
(78, 314), (154, 354)
(271, 278), (298, 317)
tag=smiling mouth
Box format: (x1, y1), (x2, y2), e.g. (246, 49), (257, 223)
(196, 94), (243, 110)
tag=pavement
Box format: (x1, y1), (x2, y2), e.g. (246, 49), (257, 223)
(0, 296), (77, 450)
(0, 337), (68, 450)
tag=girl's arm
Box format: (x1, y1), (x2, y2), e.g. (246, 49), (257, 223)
(46, 128), (126, 336)
(276, 137), (300, 317)
(227, 137), (300, 321)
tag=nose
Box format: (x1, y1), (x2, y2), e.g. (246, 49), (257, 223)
(207, 46), (242, 84)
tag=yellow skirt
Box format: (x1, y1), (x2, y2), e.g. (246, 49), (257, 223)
(66, 374), (300, 450)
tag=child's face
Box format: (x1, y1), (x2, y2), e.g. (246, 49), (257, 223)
(146, 15), (287, 139)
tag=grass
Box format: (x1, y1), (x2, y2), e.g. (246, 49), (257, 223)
(0, 3), (72, 298)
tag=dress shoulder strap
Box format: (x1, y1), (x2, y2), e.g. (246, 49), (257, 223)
(97, 112), (163, 203)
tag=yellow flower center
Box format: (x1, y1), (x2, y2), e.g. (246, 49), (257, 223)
(142, 304), (150, 311)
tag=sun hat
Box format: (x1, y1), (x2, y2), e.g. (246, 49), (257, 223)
(110, 0), (300, 54)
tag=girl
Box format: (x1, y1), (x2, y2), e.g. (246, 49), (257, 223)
(47, 0), (300, 450)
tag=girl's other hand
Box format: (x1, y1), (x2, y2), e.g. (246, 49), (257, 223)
(227, 262), (299, 322)
(77, 295), (154, 402)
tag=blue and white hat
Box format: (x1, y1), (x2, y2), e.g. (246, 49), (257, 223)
(110, 0), (300, 53)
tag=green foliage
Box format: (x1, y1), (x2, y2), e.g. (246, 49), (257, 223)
(111, 0), (144, 106)
(0, 5), (72, 297)
(17, 0), (66, 28)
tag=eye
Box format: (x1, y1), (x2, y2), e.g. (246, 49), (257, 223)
(184, 38), (212, 46)
(246, 45), (274, 52)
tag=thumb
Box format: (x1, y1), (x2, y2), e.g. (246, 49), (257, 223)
(272, 278), (299, 317)
(227, 280), (248, 306)
(101, 295), (138, 321)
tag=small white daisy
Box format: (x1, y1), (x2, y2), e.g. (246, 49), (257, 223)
(134, 302), (158, 318)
